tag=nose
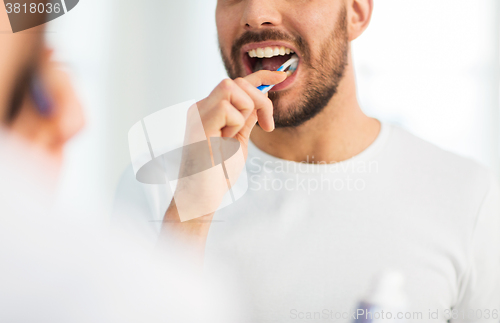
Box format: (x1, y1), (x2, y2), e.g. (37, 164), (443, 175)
(241, 0), (282, 30)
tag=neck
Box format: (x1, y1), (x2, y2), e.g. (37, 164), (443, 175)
(250, 52), (380, 163)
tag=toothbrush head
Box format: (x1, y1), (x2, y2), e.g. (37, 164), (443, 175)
(277, 54), (299, 74)
(287, 61), (298, 74)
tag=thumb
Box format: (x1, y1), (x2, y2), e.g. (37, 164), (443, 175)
(244, 70), (287, 87)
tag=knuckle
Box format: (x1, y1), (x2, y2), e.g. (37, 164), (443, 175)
(236, 116), (245, 127)
(265, 96), (273, 107)
(234, 77), (246, 86)
(246, 98), (255, 111)
(234, 110), (245, 126)
(219, 78), (234, 92)
(257, 97), (271, 111)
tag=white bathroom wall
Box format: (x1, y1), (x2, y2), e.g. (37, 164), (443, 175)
(45, 0), (115, 214)
(353, 0), (500, 175)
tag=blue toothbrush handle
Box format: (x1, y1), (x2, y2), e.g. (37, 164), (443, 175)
(30, 72), (53, 116)
(257, 84), (275, 93)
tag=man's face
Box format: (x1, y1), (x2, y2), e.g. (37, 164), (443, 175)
(217, 0), (349, 128)
(0, 5), (84, 165)
(0, 9), (42, 122)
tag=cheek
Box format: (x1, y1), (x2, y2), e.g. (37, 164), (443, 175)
(216, 5), (241, 54)
(287, 1), (339, 56)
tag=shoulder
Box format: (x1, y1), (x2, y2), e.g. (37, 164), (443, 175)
(386, 124), (491, 182)
(382, 123), (497, 211)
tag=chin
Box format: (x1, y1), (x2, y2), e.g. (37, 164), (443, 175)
(269, 86), (302, 113)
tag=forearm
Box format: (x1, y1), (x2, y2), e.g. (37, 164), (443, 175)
(157, 199), (214, 268)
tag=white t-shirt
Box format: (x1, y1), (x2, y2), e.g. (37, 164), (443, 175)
(114, 123), (500, 322)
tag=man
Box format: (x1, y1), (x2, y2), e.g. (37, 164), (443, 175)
(120, 0), (500, 322)
(0, 7), (83, 163)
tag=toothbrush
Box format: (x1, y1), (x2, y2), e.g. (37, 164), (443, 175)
(257, 54), (299, 93)
(30, 72), (53, 117)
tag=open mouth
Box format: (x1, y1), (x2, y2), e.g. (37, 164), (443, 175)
(243, 45), (299, 78)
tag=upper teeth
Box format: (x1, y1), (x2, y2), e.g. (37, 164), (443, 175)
(248, 46), (294, 58)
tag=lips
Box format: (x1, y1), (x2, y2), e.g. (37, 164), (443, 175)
(240, 41), (301, 91)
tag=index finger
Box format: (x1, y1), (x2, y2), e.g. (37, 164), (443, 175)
(244, 70), (287, 88)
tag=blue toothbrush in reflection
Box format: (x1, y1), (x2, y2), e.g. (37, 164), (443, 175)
(30, 72), (53, 117)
